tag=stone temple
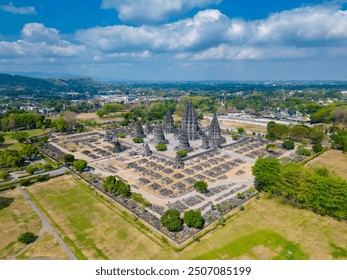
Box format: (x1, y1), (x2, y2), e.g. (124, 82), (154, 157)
(164, 110), (175, 134)
(153, 123), (169, 145)
(134, 120), (146, 139)
(209, 113), (226, 147)
(181, 99), (200, 140)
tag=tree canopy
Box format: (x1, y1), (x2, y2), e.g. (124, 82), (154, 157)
(184, 210), (204, 229)
(252, 158), (281, 192)
(161, 209), (183, 231)
(73, 159), (87, 172)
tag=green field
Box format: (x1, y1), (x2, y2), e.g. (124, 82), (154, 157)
(21, 175), (347, 260)
(0, 188), (41, 259)
(1, 129), (46, 150)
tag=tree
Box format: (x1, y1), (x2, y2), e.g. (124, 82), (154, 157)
(62, 154), (75, 163)
(52, 117), (68, 132)
(312, 143), (323, 153)
(184, 210), (204, 229)
(252, 158), (281, 192)
(176, 150), (188, 157)
(20, 144), (39, 160)
(0, 169), (9, 181)
(289, 125), (311, 141)
(73, 159), (87, 172)
(161, 209), (183, 231)
(282, 140), (295, 150)
(193, 180), (208, 192)
(0, 149), (24, 168)
(115, 180), (131, 197)
(102, 175), (116, 193)
(0, 133), (4, 146)
(61, 111), (77, 132)
(155, 143), (167, 151)
(118, 133), (126, 138)
(12, 131), (29, 143)
(18, 232), (35, 244)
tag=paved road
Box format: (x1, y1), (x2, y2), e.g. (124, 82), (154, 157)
(17, 185), (77, 260)
(1, 167), (68, 186)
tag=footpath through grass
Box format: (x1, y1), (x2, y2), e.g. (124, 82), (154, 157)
(25, 175), (172, 260)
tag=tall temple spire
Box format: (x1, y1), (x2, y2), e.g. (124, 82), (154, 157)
(164, 110), (175, 134)
(134, 120), (146, 138)
(209, 113), (226, 148)
(181, 98), (199, 140)
(144, 121), (152, 135)
(153, 123), (169, 145)
(178, 125), (193, 152)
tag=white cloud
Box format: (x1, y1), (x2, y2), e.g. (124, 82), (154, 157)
(78, 4), (347, 62)
(0, 2), (36, 15)
(101, 0), (222, 24)
(76, 9), (230, 52)
(0, 23), (84, 58)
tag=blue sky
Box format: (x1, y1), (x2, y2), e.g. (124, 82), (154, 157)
(1, 0), (347, 80)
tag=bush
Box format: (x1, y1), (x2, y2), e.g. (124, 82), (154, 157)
(297, 146), (311, 156)
(232, 135), (239, 140)
(176, 150), (188, 157)
(20, 178), (32, 186)
(155, 143), (167, 151)
(193, 180), (208, 192)
(18, 232), (35, 244)
(282, 140), (295, 150)
(237, 127), (246, 134)
(118, 133), (126, 138)
(312, 143), (323, 153)
(133, 137), (143, 143)
(239, 205), (245, 211)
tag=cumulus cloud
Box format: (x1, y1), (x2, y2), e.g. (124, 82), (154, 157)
(77, 4), (347, 62)
(76, 9), (230, 52)
(0, 2), (36, 15)
(101, 0), (222, 24)
(0, 23), (84, 58)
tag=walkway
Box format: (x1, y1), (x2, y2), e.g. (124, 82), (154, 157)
(16, 185), (77, 260)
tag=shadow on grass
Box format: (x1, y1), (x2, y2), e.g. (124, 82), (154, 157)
(0, 197), (15, 211)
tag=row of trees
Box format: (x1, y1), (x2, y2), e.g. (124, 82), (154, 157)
(102, 175), (131, 198)
(0, 143), (40, 169)
(61, 154), (87, 172)
(161, 209), (204, 231)
(266, 121), (325, 143)
(0, 111), (47, 131)
(252, 158), (347, 220)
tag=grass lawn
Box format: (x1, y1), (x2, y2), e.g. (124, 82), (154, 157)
(306, 150), (347, 180)
(25, 175), (173, 260)
(16, 230), (69, 260)
(24, 175), (347, 260)
(220, 120), (267, 133)
(0, 188), (41, 259)
(1, 129), (46, 151)
(177, 197), (347, 260)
